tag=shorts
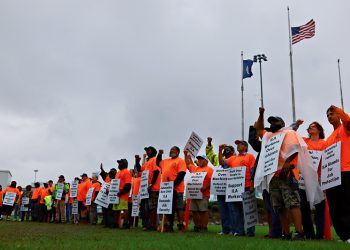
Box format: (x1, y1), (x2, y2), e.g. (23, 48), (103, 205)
(148, 191), (159, 210)
(173, 192), (184, 210)
(113, 199), (128, 211)
(269, 177), (300, 210)
(78, 201), (86, 211)
(190, 198), (209, 212)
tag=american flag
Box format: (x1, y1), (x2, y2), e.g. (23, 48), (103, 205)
(291, 19), (315, 45)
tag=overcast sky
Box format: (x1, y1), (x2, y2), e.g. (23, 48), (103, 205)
(0, 0), (349, 186)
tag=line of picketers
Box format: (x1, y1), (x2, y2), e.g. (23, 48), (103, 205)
(0, 105), (350, 243)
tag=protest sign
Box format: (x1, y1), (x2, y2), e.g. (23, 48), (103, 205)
(94, 182), (111, 208)
(3, 192), (16, 206)
(157, 181), (174, 215)
(72, 200), (79, 215)
(131, 195), (140, 217)
(321, 142), (341, 190)
(210, 168), (228, 195)
(185, 172), (207, 199)
(108, 179), (120, 204)
(262, 133), (286, 176)
(70, 181), (78, 198)
(242, 191), (258, 228)
(225, 167), (245, 202)
(184, 132), (204, 158)
(85, 187), (95, 206)
(55, 183), (64, 200)
(309, 150), (323, 171)
(140, 170), (149, 199)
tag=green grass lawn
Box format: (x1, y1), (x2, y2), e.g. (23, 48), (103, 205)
(0, 220), (348, 250)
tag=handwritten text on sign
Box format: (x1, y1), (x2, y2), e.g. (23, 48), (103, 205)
(85, 187), (95, 206)
(131, 195), (140, 217)
(242, 191), (258, 228)
(186, 172), (207, 199)
(3, 192), (16, 206)
(20, 197), (30, 211)
(184, 132), (204, 158)
(70, 181), (78, 198)
(299, 150), (323, 190)
(140, 170), (149, 199)
(72, 200), (79, 215)
(157, 181), (174, 215)
(210, 168), (228, 195)
(94, 182), (110, 208)
(321, 142), (341, 190)
(55, 183), (64, 200)
(108, 179), (121, 204)
(263, 133), (286, 176)
(225, 167), (246, 202)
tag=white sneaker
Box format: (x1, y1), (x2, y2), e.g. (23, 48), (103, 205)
(345, 238), (350, 243)
(217, 232), (232, 235)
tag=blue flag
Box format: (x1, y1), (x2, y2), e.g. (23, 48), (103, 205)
(243, 59), (253, 79)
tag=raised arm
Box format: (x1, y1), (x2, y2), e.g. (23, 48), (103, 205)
(218, 144), (227, 166)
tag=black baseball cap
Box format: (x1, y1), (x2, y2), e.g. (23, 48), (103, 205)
(80, 173), (88, 178)
(267, 116), (285, 127)
(117, 159), (128, 167)
(58, 175), (65, 179)
(234, 140), (248, 147)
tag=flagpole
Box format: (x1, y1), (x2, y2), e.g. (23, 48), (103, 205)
(337, 59), (344, 110)
(241, 51), (244, 140)
(287, 6), (296, 122)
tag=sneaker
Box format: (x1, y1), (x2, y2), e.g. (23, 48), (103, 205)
(6, 217), (10, 221)
(293, 232), (305, 241)
(344, 238), (350, 243)
(233, 233), (245, 237)
(281, 234), (292, 240)
(0, 217), (3, 221)
(217, 232), (232, 235)
(337, 239), (344, 242)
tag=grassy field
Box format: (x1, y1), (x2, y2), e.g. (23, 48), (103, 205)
(0, 220), (349, 250)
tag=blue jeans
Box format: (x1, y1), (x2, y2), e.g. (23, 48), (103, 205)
(65, 203), (71, 223)
(13, 204), (20, 220)
(230, 201), (254, 235)
(263, 190), (282, 237)
(217, 195), (233, 234)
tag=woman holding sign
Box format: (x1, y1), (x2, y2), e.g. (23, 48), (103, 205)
(184, 150), (213, 232)
(301, 122), (327, 239)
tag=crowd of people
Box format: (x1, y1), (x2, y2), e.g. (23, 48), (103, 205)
(0, 105), (349, 243)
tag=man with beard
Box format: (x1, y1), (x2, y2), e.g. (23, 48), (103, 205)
(256, 114), (304, 240)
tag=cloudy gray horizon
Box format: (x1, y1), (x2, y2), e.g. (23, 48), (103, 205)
(1, 0), (349, 186)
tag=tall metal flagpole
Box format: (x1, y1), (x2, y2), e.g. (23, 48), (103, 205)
(287, 7), (296, 122)
(241, 51), (244, 140)
(337, 59), (344, 110)
(259, 60), (264, 108)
